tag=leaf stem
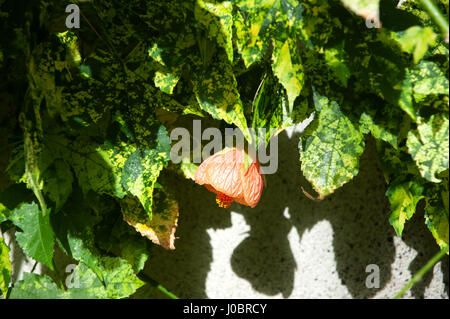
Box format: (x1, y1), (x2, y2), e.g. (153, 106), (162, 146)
(393, 245), (449, 299)
(52, 259), (66, 291)
(251, 73), (267, 113)
(419, 0), (449, 42)
(72, 0), (116, 56)
(137, 272), (179, 299)
(24, 139), (47, 216)
(30, 260), (38, 273)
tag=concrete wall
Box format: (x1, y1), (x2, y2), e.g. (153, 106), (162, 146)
(139, 125), (449, 299)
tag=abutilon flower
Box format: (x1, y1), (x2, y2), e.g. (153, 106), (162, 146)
(194, 147), (264, 208)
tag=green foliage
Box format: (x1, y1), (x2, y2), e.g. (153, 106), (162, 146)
(407, 115), (449, 183)
(0, 0), (448, 299)
(386, 179), (425, 237)
(0, 237), (11, 297)
(121, 187), (179, 251)
(191, 51), (251, 141)
(234, 0), (306, 111)
(299, 91), (365, 197)
(9, 273), (65, 299)
(10, 258), (144, 299)
(251, 71), (305, 147)
(393, 26), (437, 64)
(424, 173), (449, 249)
(409, 60), (449, 103)
(10, 203), (55, 270)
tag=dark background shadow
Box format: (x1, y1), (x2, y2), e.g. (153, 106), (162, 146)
(140, 129), (448, 299)
(139, 170), (232, 298)
(231, 132), (395, 298)
(402, 201), (449, 298)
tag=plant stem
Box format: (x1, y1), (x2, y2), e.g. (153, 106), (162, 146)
(394, 245), (449, 299)
(419, 0), (449, 41)
(52, 259), (66, 291)
(30, 260), (38, 273)
(138, 272), (179, 299)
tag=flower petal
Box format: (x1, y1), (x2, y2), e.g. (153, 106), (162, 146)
(194, 147), (264, 208)
(241, 161), (264, 207)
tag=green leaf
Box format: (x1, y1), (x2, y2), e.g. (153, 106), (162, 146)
(71, 257), (145, 299)
(407, 115), (449, 183)
(10, 202), (54, 270)
(195, 0), (233, 62)
(386, 179), (425, 237)
(9, 273), (64, 299)
(10, 258), (145, 299)
(191, 52), (250, 141)
(117, 125), (171, 220)
(299, 91), (365, 197)
(41, 159), (73, 212)
(251, 72), (297, 147)
(0, 203), (10, 225)
(120, 187), (179, 250)
(53, 46), (123, 125)
(0, 184), (35, 222)
(23, 128), (49, 219)
(52, 194), (104, 283)
(393, 26), (437, 64)
(398, 71), (416, 121)
(272, 38), (304, 112)
(233, 9), (265, 67)
(172, 158), (199, 181)
(358, 102), (408, 149)
(360, 112), (398, 149)
(121, 150), (161, 216)
(409, 60), (449, 102)
(117, 236), (148, 273)
(424, 176), (449, 250)
(235, 0), (306, 111)
(0, 237), (11, 297)
(70, 137), (127, 198)
(146, 2), (197, 94)
(376, 142), (421, 185)
(95, 201), (150, 273)
(153, 68), (182, 95)
(324, 41), (350, 88)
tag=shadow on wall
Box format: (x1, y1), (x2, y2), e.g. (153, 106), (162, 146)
(230, 133), (395, 298)
(402, 201), (449, 298)
(139, 130), (448, 299)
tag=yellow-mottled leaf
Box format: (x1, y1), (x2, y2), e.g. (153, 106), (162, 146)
(121, 188), (179, 250)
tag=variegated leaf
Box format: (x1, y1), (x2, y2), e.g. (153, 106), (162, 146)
(195, 0), (234, 62)
(192, 52), (250, 141)
(299, 91), (365, 197)
(386, 179), (424, 237)
(120, 188), (179, 250)
(407, 115), (449, 183)
(424, 175), (449, 250)
(234, 0), (306, 111)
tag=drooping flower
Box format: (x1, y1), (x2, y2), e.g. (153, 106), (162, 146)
(194, 147), (264, 208)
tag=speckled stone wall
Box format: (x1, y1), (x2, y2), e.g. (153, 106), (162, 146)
(137, 124), (449, 299)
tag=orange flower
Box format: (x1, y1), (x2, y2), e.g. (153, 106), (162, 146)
(194, 147), (264, 208)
